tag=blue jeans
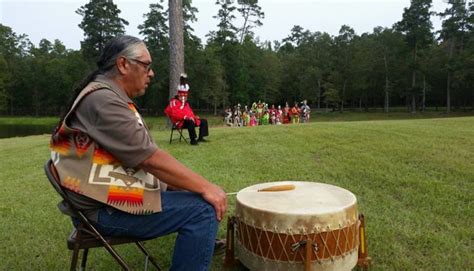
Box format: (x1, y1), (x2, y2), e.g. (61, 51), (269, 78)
(82, 191), (218, 271)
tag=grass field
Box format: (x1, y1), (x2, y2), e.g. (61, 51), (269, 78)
(0, 114), (473, 270)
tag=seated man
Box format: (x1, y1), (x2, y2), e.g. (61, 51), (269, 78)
(49, 35), (226, 270)
(164, 74), (209, 145)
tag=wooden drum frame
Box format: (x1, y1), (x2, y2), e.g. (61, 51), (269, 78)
(228, 181), (360, 271)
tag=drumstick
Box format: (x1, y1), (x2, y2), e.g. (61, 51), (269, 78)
(258, 184), (295, 192)
(226, 184), (296, 195)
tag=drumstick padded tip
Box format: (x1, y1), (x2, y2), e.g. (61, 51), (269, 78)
(257, 184), (296, 192)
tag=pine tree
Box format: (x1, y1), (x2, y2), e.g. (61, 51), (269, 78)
(137, 2), (169, 112)
(76, 0), (129, 62)
(168, 0), (184, 99)
(237, 0), (264, 43)
(394, 0), (433, 112)
(334, 25), (356, 112)
(438, 0), (471, 113)
(208, 0), (238, 46)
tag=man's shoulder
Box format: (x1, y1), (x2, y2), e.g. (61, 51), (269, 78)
(78, 88), (124, 113)
(86, 87), (116, 98)
(83, 88), (121, 104)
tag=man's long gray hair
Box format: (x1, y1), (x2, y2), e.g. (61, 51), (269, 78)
(59, 35), (145, 122)
(97, 35), (144, 75)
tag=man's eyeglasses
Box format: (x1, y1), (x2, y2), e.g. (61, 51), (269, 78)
(127, 58), (153, 72)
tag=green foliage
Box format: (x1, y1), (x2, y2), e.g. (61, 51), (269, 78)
(236, 0), (264, 43)
(136, 2), (170, 113)
(438, 0), (471, 42)
(0, 54), (10, 112)
(394, 0), (435, 112)
(1, 116), (473, 270)
(323, 80), (341, 109)
(0, 2), (473, 116)
(438, 1), (474, 112)
(208, 0), (238, 45)
(0, 24), (32, 57)
(256, 47), (282, 104)
(76, 0), (129, 61)
(283, 25), (310, 46)
(395, 0), (434, 49)
(186, 46), (227, 114)
(138, 2), (169, 49)
(183, 0), (199, 35)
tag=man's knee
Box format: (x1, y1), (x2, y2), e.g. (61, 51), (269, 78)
(195, 196), (217, 221)
(183, 119), (196, 128)
(178, 192), (217, 221)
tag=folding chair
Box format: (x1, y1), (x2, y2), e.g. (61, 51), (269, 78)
(44, 160), (162, 271)
(169, 121), (188, 144)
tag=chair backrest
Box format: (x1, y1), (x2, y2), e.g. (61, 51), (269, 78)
(45, 159), (107, 235)
(168, 118), (181, 129)
(44, 160), (85, 220)
(44, 161), (163, 270)
(45, 160), (71, 207)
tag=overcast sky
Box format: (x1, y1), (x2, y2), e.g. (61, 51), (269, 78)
(1, 0), (450, 50)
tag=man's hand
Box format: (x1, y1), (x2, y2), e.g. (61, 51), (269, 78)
(185, 115), (195, 123)
(201, 184), (227, 221)
(140, 150), (227, 221)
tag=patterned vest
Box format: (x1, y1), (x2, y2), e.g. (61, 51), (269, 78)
(50, 82), (161, 215)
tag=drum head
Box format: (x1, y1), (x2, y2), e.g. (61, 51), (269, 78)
(237, 181), (356, 216)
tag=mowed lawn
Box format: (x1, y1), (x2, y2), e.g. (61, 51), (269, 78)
(0, 116), (473, 270)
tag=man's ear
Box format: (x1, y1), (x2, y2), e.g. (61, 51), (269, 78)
(116, 56), (129, 75)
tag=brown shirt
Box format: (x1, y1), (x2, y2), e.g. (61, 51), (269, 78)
(62, 75), (158, 221)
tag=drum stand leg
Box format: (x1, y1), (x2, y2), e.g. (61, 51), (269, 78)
(224, 216), (238, 267)
(357, 214), (372, 270)
(304, 239), (313, 271)
(291, 239), (316, 271)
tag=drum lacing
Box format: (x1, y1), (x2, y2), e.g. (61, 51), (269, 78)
(251, 221), (265, 259)
(290, 240), (318, 253)
(340, 222), (352, 257)
(318, 226), (336, 262)
(336, 223), (346, 259)
(317, 224), (352, 262)
(261, 225), (278, 261)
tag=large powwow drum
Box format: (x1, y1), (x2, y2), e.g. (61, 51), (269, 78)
(234, 181), (359, 271)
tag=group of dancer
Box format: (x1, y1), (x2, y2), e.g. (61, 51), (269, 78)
(224, 100), (311, 127)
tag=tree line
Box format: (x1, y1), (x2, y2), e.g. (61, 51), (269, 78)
(0, 0), (472, 116)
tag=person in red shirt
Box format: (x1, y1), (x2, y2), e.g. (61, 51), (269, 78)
(165, 74), (209, 145)
(290, 102), (301, 124)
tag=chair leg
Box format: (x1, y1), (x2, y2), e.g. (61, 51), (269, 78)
(70, 246), (80, 271)
(170, 127), (187, 144)
(136, 242), (162, 271)
(78, 214), (132, 270)
(80, 249), (89, 270)
(102, 242), (131, 270)
(169, 128), (174, 144)
(178, 129), (187, 143)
